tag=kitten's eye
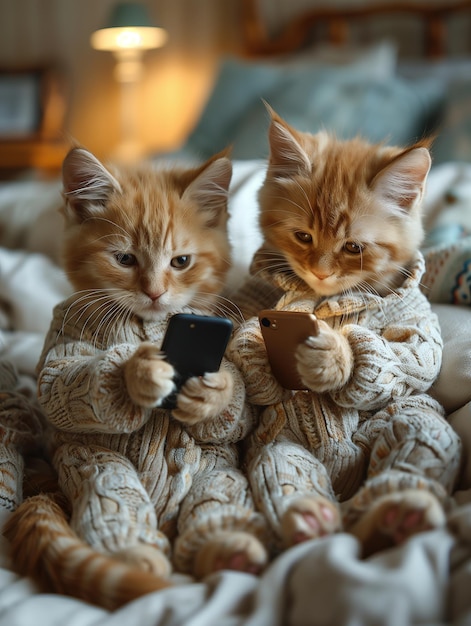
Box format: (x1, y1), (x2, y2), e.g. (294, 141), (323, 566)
(295, 231), (312, 243)
(344, 241), (363, 255)
(115, 252), (137, 266)
(171, 255), (191, 269)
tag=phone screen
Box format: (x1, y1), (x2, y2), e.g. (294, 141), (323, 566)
(259, 309), (318, 389)
(160, 313), (233, 408)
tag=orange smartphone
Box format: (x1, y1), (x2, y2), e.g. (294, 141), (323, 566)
(258, 309), (319, 389)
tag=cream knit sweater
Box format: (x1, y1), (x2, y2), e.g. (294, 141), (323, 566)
(0, 360), (44, 511)
(36, 301), (265, 572)
(229, 251), (461, 543)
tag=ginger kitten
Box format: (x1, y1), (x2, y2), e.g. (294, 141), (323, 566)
(230, 108), (461, 557)
(4, 147), (268, 609)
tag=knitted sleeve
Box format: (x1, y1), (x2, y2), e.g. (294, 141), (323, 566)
(228, 316), (290, 406)
(331, 309), (443, 411)
(38, 340), (153, 434)
(181, 358), (258, 444)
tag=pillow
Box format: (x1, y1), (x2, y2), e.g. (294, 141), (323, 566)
(398, 58), (471, 84)
(422, 237), (471, 306)
(429, 79), (471, 165)
(185, 57), (284, 159)
(430, 303), (471, 414)
(183, 42), (400, 160)
(398, 58), (471, 165)
(413, 308), (471, 483)
(183, 51), (444, 161)
(229, 74), (444, 159)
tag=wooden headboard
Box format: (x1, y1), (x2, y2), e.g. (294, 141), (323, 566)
(241, 0), (471, 58)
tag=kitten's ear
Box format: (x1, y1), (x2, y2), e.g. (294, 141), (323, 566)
(372, 146), (431, 214)
(62, 147), (122, 222)
(265, 104), (311, 178)
(182, 153), (232, 226)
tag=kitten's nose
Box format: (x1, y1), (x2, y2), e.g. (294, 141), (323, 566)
(145, 290), (165, 302)
(312, 271), (331, 281)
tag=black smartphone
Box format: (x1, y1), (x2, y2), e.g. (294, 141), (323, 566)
(259, 309), (319, 390)
(160, 313), (234, 409)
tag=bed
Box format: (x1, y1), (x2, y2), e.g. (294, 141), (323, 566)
(2, 1), (471, 624)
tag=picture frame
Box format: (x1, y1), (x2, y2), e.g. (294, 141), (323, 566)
(0, 69), (42, 138)
(0, 65), (69, 175)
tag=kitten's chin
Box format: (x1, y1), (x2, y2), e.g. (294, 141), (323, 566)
(132, 298), (176, 321)
(135, 307), (169, 322)
(142, 311), (168, 322)
(302, 275), (342, 296)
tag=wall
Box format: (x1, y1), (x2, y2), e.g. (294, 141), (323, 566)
(0, 0), (242, 161)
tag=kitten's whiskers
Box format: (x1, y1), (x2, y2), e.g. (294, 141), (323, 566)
(60, 289), (131, 351)
(191, 293), (245, 325)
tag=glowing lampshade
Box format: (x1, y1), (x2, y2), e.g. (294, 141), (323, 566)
(90, 3), (168, 52)
(90, 3), (168, 163)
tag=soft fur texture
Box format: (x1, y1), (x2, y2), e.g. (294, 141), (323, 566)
(3, 148), (268, 610)
(229, 109), (461, 556)
(256, 106), (431, 298)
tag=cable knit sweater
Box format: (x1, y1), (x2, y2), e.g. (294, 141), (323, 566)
(38, 302), (251, 441)
(36, 299), (263, 571)
(229, 250), (461, 541)
(233, 252), (442, 410)
(0, 360), (44, 511)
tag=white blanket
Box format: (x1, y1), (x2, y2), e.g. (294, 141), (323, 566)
(1, 161), (471, 625)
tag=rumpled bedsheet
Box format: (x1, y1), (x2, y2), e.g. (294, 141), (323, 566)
(0, 501), (470, 626)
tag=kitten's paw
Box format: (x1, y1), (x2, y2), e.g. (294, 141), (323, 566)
(113, 544), (172, 578)
(125, 342), (175, 407)
(348, 489), (445, 556)
(296, 321), (353, 392)
(173, 370), (233, 424)
(281, 495), (341, 547)
(193, 531), (268, 578)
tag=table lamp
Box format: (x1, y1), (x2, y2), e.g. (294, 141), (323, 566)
(91, 2), (168, 162)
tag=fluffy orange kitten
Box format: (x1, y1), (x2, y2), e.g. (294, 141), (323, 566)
(4, 147), (267, 609)
(230, 108), (461, 557)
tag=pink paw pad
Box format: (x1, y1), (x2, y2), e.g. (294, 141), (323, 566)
(214, 551), (264, 575)
(288, 501), (339, 545)
(382, 505), (430, 543)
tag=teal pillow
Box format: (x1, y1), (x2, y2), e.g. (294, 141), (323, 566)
(431, 80), (471, 165)
(185, 57), (284, 158)
(184, 55), (385, 159)
(230, 74), (445, 159)
(182, 55), (445, 161)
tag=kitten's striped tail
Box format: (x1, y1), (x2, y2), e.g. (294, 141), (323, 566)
(3, 491), (173, 610)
